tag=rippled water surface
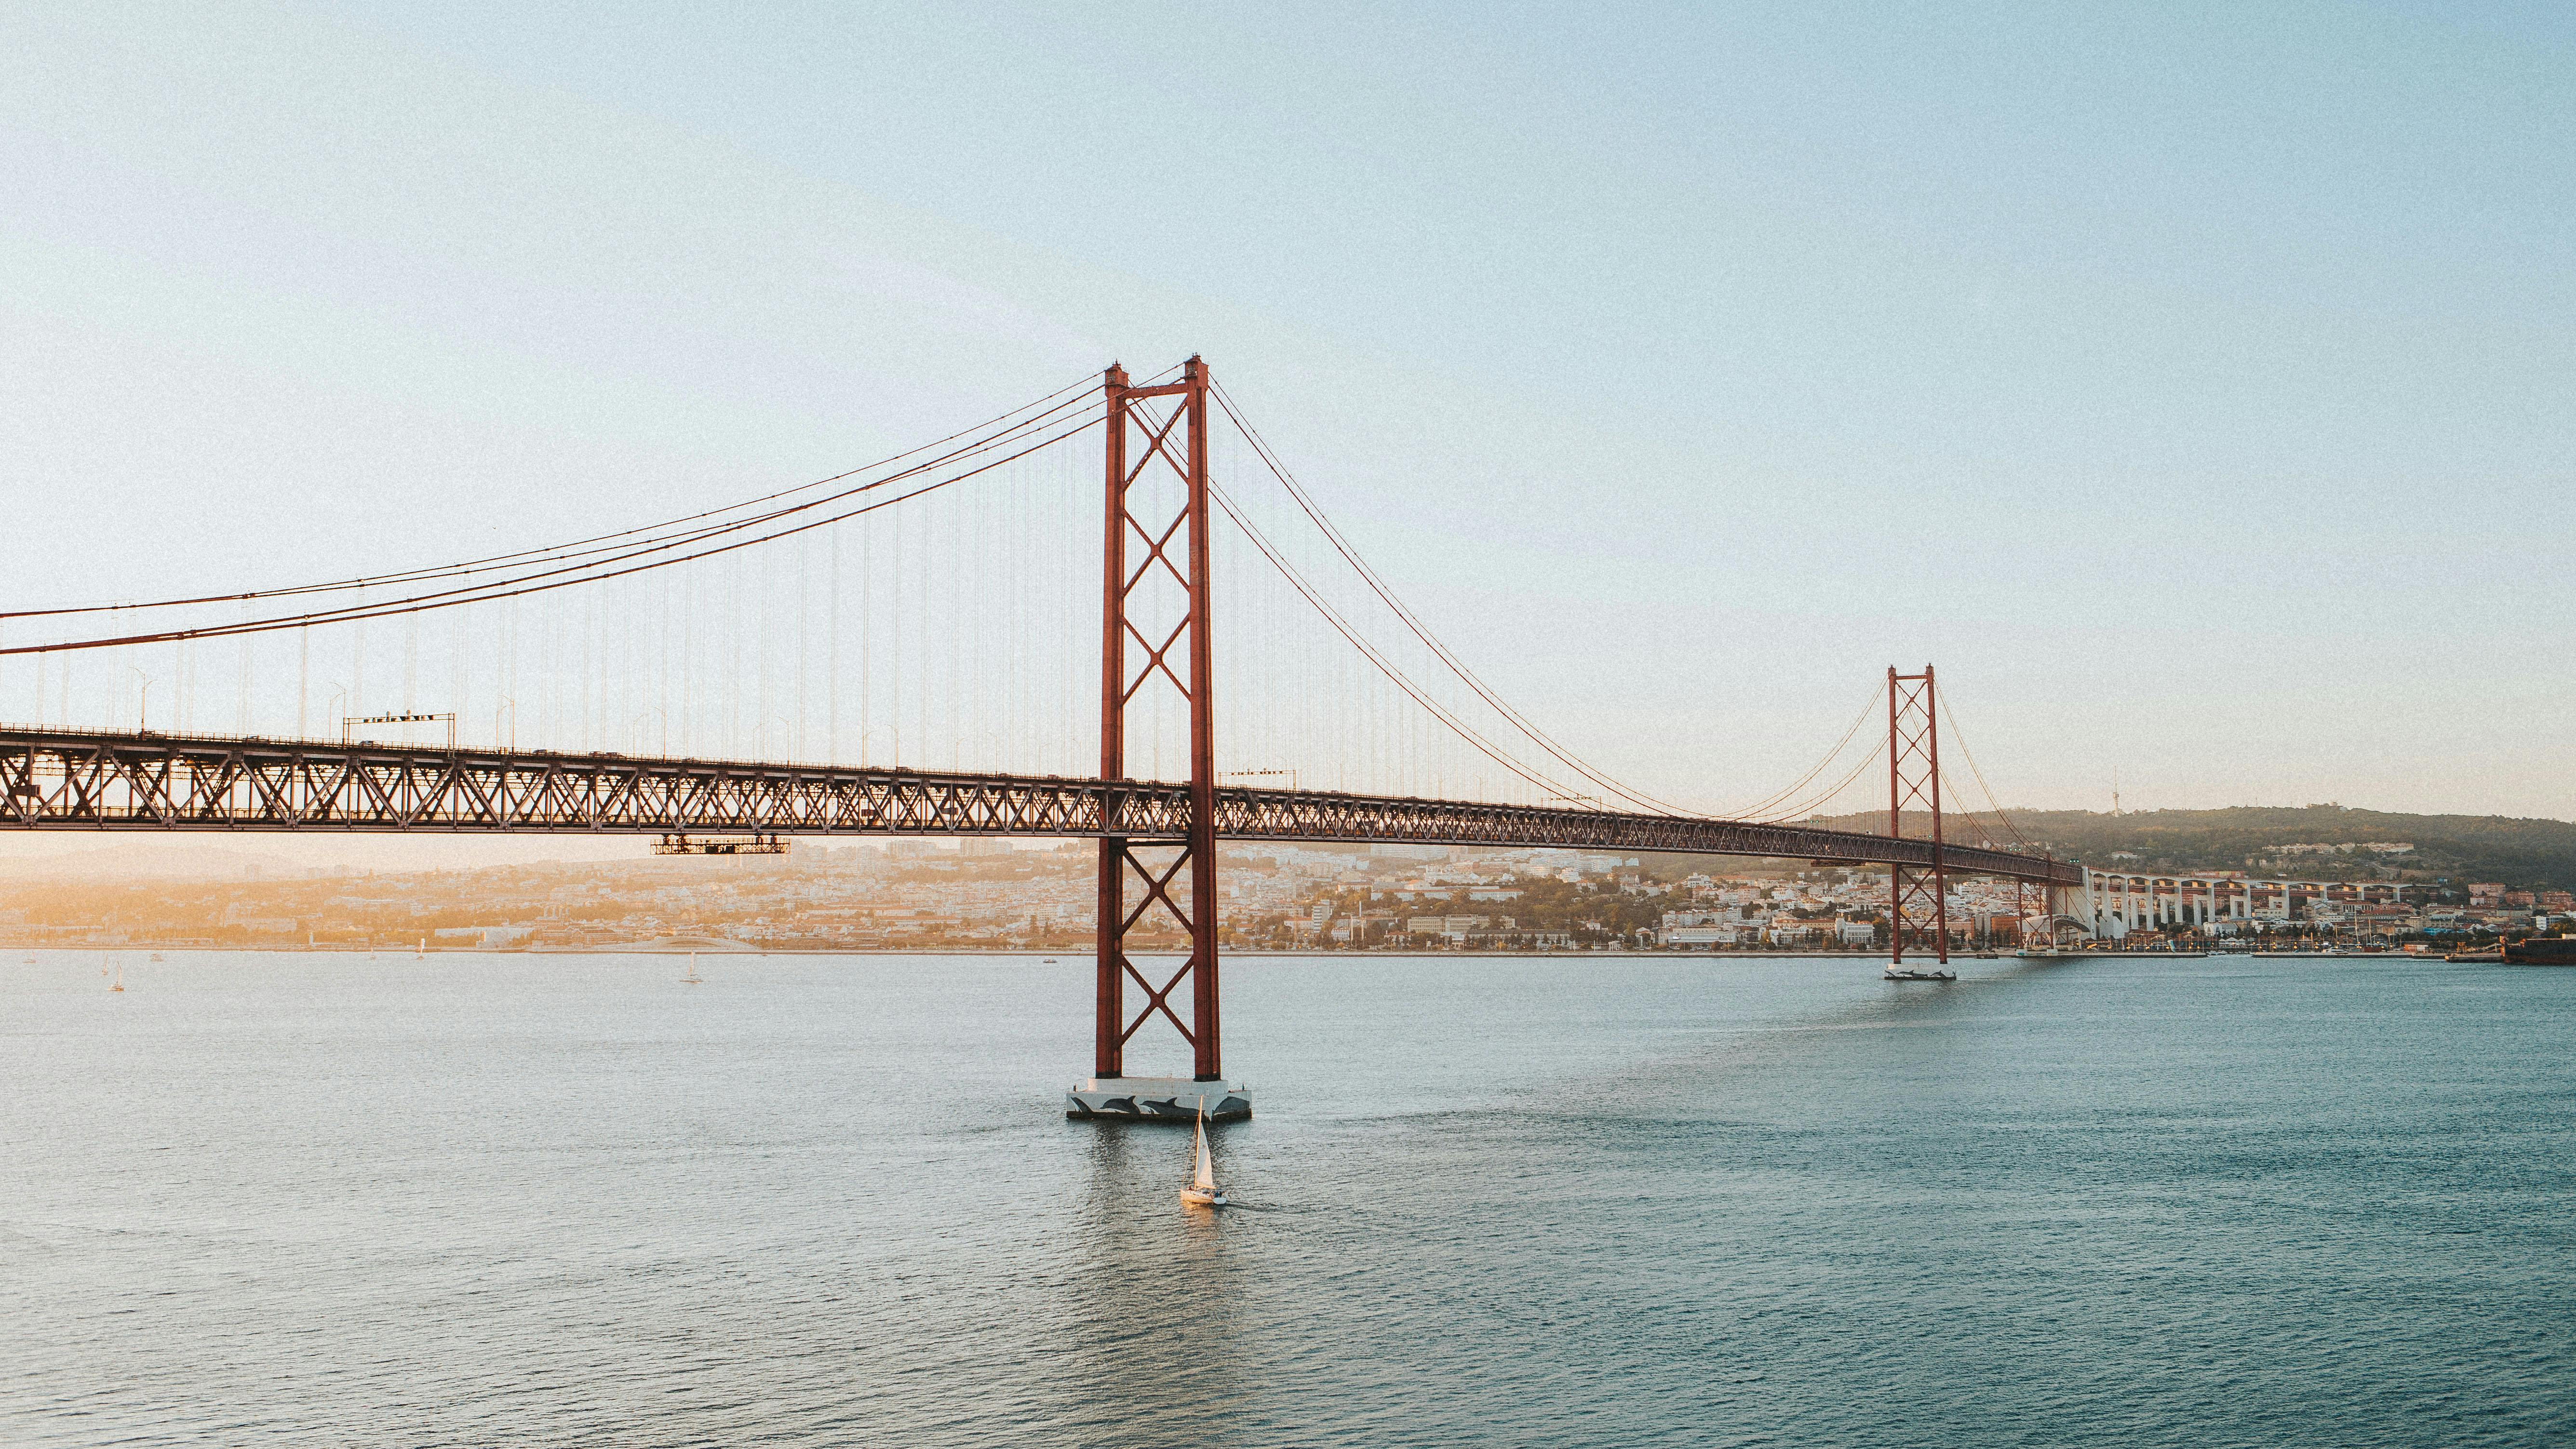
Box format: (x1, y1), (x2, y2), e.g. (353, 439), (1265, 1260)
(5, 949), (2572, 1446)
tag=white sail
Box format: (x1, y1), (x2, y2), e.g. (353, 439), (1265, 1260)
(1193, 1115), (1217, 1192)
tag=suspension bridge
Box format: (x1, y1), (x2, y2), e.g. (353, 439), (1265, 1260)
(0, 357), (2088, 1120)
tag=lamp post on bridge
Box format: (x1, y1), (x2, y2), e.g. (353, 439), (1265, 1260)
(858, 725), (899, 770)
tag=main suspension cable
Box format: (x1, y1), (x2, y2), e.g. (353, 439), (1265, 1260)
(1, 372), (1105, 621)
(1723, 681), (1887, 821)
(1205, 474), (1587, 804)
(1748, 734), (1890, 824)
(1935, 687), (2032, 848)
(1209, 380), (1693, 817)
(3, 407), (1104, 656)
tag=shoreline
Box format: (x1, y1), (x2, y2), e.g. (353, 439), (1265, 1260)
(1, 943), (2287, 961)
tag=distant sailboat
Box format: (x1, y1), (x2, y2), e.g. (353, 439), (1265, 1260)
(1178, 1099), (1228, 1208)
(416, 938), (426, 959)
(683, 952), (703, 985)
(110, 960), (124, 993)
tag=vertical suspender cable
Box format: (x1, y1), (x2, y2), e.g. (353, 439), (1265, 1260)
(829, 525), (840, 764)
(451, 604), (468, 748)
(352, 590), (367, 722)
(579, 587), (594, 751)
(919, 490), (930, 772)
(859, 509), (872, 767)
(797, 531), (810, 761)
(756, 541), (771, 757)
(954, 488), (966, 771)
(726, 553), (741, 756)
(657, 571), (670, 754)
(889, 498), (901, 769)
(507, 597), (520, 749)
(675, 569), (689, 756)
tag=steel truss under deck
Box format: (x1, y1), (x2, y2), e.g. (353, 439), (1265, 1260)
(0, 725), (2080, 884)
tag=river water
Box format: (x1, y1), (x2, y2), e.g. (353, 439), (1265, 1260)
(3, 949), (2570, 1446)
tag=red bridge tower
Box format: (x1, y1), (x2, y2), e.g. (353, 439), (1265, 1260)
(1885, 665), (1952, 974)
(1069, 357), (1246, 1121)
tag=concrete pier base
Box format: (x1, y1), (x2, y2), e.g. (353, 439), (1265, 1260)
(1066, 1076), (1251, 1123)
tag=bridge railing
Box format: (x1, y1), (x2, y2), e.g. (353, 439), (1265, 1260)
(0, 726), (2081, 883)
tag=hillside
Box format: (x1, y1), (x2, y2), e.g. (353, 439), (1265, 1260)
(1798, 804), (2576, 891)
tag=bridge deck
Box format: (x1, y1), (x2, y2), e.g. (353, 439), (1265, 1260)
(0, 726), (2080, 884)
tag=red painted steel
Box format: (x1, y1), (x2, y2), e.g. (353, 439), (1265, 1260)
(0, 724), (2081, 883)
(1183, 358), (1221, 1081)
(1886, 665), (1951, 966)
(1096, 363), (1131, 1078)
(1094, 358), (1223, 1082)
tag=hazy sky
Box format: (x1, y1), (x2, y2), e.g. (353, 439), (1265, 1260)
(4, 0), (2571, 870)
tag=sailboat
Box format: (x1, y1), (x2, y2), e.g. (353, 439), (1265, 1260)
(682, 952), (703, 985)
(110, 960), (124, 993)
(1177, 1098), (1228, 1208)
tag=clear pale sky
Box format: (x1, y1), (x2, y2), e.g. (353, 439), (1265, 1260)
(4, 1), (2571, 864)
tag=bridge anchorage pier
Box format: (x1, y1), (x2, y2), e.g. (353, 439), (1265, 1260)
(1067, 1076), (1253, 1123)
(1068, 357), (1251, 1123)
